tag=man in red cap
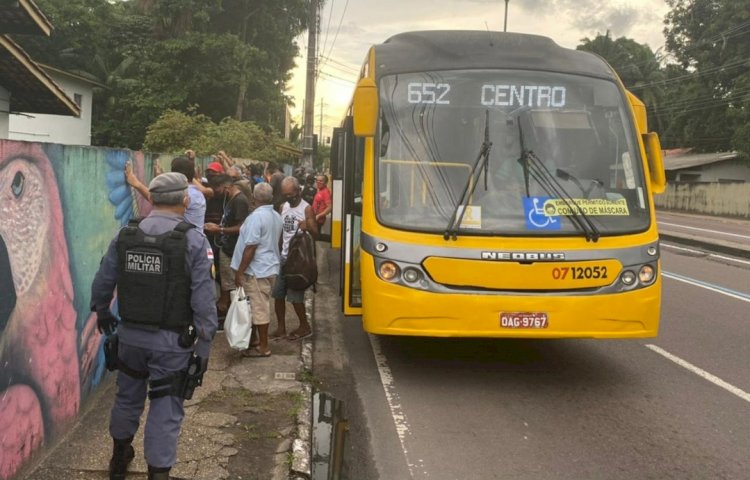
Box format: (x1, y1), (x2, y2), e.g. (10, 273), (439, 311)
(206, 161), (224, 175)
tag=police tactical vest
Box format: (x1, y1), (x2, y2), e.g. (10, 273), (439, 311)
(116, 219), (194, 330)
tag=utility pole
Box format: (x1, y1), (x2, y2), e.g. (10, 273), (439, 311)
(503, 0), (509, 32)
(302, 0), (319, 169)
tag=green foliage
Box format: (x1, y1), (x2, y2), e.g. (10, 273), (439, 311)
(15, 0), (309, 150)
(577, 32), (666, 134)
(578, 3), (750, 159)
(662, 0), (750, 155)
(144, 109), (298, 164)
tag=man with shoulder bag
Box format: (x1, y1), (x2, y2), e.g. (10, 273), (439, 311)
(272, 176), (318, 340)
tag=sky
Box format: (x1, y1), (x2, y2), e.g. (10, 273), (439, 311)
(287, 0), (671, 143)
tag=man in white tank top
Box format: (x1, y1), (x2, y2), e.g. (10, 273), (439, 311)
(271, 176), (318, 340)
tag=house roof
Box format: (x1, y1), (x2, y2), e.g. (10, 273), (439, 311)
(40, 64), (107, 89)
(663, 150), (739, 171)
(0, 0), (53, 36)
(0, 35), (80, 116)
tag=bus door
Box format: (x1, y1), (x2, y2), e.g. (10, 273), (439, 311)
(332, 117), (363, 315)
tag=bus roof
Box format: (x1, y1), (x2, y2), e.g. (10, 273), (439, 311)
(373, 31), (616, 81)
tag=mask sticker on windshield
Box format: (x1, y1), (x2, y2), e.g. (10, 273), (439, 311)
(457, 205), (482, 229)
(524, 196), (560, 230)
(543, 198), (630, 216)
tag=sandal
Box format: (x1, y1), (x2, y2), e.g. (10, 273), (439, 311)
(242, 349), (271, 358)
(286, 331), (313, 341)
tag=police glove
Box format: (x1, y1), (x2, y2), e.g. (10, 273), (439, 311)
(96, 309), (118, 336)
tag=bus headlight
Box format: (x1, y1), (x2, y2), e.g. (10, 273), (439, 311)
(620, 270), (636, 286)
(639, 265), (656, 284)
(379, 261), (400, 281)
(402, 268), (422, 283)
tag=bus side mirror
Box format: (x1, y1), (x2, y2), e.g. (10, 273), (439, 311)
(353, 77), (378, 137)
(643, 132), (666, 194)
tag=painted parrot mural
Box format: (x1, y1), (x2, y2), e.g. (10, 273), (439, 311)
(0, 142), (151, 479)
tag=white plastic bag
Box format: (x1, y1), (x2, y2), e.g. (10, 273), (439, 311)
(225, 287), (252, 350)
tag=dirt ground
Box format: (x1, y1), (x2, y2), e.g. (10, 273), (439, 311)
(200, 388), (300, 480)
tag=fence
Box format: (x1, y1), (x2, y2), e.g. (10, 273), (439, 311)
(654, 181), (750, 218)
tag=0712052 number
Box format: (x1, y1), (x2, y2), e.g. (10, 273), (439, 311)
(552, 266), (608, 280)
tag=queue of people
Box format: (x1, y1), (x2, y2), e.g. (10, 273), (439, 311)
(92, 151), (331, 479)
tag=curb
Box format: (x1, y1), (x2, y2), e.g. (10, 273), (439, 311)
(659, 233), (750, 260)
(287, 293), (315, 480)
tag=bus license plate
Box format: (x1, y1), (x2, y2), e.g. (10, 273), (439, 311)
(500, 312), (549, 329)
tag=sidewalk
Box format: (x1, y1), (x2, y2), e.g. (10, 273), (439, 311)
(25, 298), (315, 480)
(658, 210), (750, 259)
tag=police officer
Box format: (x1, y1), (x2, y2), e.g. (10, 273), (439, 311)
(90, 172), (218, 480)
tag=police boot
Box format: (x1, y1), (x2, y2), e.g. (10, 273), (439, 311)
(147, 465), (171, 480)
(109, 436), (135, 480)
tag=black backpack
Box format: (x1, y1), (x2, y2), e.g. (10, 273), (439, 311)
(282, 230), (317, 290)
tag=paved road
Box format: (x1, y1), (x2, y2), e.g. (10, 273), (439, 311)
(315, 242), (750, 479)
(657, 211), (750, 247)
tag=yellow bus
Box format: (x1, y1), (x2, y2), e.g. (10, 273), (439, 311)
(330, 31), (666, 338)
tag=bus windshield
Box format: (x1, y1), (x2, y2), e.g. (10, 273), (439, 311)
(377, 69), (650, 236)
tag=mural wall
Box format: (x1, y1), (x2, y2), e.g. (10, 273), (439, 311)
(0, 140), (175, 479)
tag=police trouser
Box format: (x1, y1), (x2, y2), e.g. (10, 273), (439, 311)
(109, 342), (191, 468)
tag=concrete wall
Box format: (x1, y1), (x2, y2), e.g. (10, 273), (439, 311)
(8, 72), (93, 146)
(0, 139), (185, 479)
(672, 159), (750, 183)
(654, 181), (750, 218)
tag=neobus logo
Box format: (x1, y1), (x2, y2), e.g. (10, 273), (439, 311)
(481, 252), (565, 261)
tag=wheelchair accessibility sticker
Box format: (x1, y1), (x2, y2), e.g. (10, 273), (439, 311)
(524, 196), (560, 230)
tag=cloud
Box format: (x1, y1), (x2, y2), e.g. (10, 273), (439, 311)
(291, 0), (671, 135)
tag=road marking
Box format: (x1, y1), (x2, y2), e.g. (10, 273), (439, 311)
(661, 243), (750, 266)
(659, 221), (750, 240)
(369, 334), (424, 478)
(645, 344), (750, 404)
(662, 271), (750, 303)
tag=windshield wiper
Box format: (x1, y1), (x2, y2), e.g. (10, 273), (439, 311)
(521, 151), (601, 242)
(444, 109), (492, 240)
(515, 119), (600, 242)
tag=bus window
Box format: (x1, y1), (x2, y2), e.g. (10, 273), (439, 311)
(376, 69), (649, 236)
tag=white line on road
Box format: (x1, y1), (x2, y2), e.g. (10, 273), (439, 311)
(369, 334), (425, 478)
(661, 243), (750, 266)
(662, 271), (750, 303)
(645, 344), (750, 404)
(659, 221), (750, 240)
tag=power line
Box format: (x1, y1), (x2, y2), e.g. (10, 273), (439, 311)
(322, 0), (350, 66)
(628, 57), (749, 91)
(319, 54), (360, 74)
(319, 0), (335, 59)
(318, 70), (356, 85)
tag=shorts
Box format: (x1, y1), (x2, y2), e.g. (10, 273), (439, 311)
(271, 268), (305, 304)
(241, 275), (275, 326)
(219, 250), (236, 292)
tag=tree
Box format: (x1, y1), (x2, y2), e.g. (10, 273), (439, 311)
(663, 0), (750, 155)
(143, 109), (298, 165)
(577, 32), (666, 133)
(14, 0), (309, 150)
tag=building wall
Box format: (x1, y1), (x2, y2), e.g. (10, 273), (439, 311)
(654, 181), (750, 218)
(8, 72), (93, 146)
(673, 159), (750, 183)
(0, 140), (185, 479)
(0, 85), (9, 138)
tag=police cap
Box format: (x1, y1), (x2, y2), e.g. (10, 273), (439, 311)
(149, 172), (188, 194)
